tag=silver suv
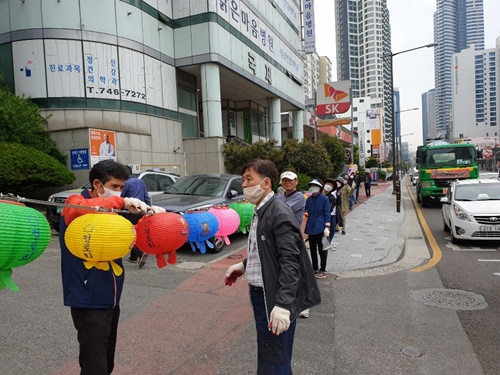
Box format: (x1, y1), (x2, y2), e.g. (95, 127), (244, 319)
(46, 170), (179, 231)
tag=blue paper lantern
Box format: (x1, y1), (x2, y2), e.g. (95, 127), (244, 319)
(183, 211), (219, 254)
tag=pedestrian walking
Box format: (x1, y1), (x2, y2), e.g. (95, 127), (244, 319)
(225, 159), (321, 374)
(304, 178), (331, 279)
(365, 171), (372, 197)
(59, 159), (155, 375)
(121, 165), (151, 268)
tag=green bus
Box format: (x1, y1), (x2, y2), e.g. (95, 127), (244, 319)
(415, 141), (480, 207)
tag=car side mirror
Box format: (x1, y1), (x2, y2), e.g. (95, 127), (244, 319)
(440, 197), (450, 204)
(228, 189), (239, 198)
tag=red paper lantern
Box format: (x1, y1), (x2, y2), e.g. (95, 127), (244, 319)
(208, 206), (240, 245)
(134, 212), (189, 268)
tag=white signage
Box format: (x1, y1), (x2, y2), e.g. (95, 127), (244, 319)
(45, 39), (84, 97)
(302, 0), (316, 53)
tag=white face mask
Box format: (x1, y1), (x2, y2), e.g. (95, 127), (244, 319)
(310, 186), (321, 194)
(244, 180), (266, 204)
(324, 185), (333, 192)
(98, 182), (121, 198)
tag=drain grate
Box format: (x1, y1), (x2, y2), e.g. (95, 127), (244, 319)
(412, 289), (487, 310)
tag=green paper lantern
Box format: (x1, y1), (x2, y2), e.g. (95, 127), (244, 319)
(229, 201), (254, 234)
(0, 201), (51, 292)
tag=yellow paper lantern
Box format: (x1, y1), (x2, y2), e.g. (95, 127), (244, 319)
(64, 214), (136, 276)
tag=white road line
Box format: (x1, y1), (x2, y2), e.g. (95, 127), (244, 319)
(478, 259), (500, 262)
(493, 273), (500, 276)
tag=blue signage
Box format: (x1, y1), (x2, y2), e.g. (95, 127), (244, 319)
(70, 148), (90, 170)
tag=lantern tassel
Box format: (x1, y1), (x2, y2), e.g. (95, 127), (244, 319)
(156, 254), (167, 268)
(167, 251), (177, 265)
(0, 269), (19, 292)
(83, 260), (123, 276)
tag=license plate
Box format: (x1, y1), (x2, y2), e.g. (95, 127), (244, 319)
(442, 188), (448, 195)
(480, 226), (500, 232)
(56, 206), (63, 214)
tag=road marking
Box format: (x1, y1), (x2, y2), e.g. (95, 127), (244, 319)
(478, 259), (500, 262)
(493, 273), (500, 276)
(407, 183), (443, 273)
(445, 243), (497, 251)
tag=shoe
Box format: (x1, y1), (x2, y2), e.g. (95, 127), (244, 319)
(127, 258), (138, 263)
(342, 230), (346, 235)
(330, 244), (336, 250)
(138, 253), (148, 268)
(299, 309), (310, 318)
(315, 271), (327, 279)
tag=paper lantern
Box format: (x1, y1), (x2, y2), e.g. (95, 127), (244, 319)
(208, 206), (240, 245)
(134, 212), (189, 268)
(183, 211), (219, 254)
(229, 201), (254, 234)
(0, 201), (51, 292)
(64, 214), (136, 276)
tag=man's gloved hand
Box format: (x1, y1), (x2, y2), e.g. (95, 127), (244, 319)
(225, 262), (245, 286)
(123, 197), (149, 213)
(147, 205), (166, 215)
(269, 306), (290, 335)
(324, 227), (330, 238)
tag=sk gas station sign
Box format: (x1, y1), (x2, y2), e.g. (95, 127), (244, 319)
(316, 81), (351, 116)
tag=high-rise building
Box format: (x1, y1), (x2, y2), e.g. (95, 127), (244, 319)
(422, 89), (437, 141)
(303, 52), (320, 100)
(433, 0), (484, 139)
(318, 56), (332, 84)
(335, 0), (392, 146)
(451, 37), (499, 140)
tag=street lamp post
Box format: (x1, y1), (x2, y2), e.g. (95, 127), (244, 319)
(388, 43), (437, 213)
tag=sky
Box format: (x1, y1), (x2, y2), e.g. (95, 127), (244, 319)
(314, 0), (500, 154)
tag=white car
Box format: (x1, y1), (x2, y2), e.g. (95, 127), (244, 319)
(412, 172), (419, 186)
(441, 179), (500, 244)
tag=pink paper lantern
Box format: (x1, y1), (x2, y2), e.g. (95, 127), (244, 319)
(208, 206), (240, 245)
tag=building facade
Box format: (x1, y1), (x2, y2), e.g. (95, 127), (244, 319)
(451, 37), (499, 140)
(433, 0), (484, 139)
(422, 88), (437, 141)
(0, 0), (305, 185)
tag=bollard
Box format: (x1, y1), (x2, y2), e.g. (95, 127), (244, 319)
(396, 179), (401, 213)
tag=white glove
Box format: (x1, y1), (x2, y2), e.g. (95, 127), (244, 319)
(148, 205), (166, 215)
(123, 197), (149, 213)
(225, 262), (245, 286)
(269, 306), (290, 335)
(324, 227), (330, 238)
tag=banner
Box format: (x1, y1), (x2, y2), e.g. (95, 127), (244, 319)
(302, 0), (316, 53)
(89, 129), (117, 167)
(365, 108), (380, 130)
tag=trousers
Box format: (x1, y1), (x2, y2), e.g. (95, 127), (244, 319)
(71, 306), (120, 375)
(250, 287), (297, 374)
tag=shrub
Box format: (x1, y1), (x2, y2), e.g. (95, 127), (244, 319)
(0, 142), (75, 196)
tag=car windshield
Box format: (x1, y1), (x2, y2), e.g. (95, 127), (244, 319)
(164, 176), (228, 197)
(455, 184), (500, 201)
(425, 147), (475, 166)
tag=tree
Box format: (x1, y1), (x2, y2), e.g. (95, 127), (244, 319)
(317, 134), (346, 177)
(0, 86), (66, 164)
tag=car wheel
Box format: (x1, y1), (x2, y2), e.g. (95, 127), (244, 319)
(443, 218), (450, 232)
(208, 237), (225, 253)
(450, 228), (460, 245)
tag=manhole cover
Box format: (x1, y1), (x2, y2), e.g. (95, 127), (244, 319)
(412, 289), (487, 310)
(401, 347), (422, 358)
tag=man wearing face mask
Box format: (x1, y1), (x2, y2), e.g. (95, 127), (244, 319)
(225, 159), (320, 374)
(59, 159), (164, 374)
(304, 178), (331, 279)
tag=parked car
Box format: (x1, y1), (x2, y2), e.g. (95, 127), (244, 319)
(151, 174), (245, 252)
(441, 179), (500, 244)
(412, 172), (419, 186)
(46, 170), (179, 231)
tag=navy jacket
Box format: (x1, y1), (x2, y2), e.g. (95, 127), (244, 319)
(59, 189), (125, 309)
(304, 193), (330, 236)
(121, 175), (151, 205)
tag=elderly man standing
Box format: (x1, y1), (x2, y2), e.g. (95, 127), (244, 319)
(278, 169), (305, 226)
(225, 159), (320, 374)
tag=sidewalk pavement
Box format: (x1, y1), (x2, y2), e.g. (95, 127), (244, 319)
(326, 181), (406, 275)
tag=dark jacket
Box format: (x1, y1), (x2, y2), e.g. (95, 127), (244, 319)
(245, 197), (321, 321)
(121, 175), (151, 205)
(304, 192), (331, 235)
(59, 189), (125, 309)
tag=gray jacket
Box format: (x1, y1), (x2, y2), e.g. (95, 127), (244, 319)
(244, 197), (321, 321)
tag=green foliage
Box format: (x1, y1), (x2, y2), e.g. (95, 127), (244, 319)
(317, 134), (345, 177)
(0, 87), (66, 164)
(365, 157), (379, 168)
(377, 169), (386, 181)
(223, 140), (283, 174)
(0, 142), (75, 195)
(296, 172), (311, 192)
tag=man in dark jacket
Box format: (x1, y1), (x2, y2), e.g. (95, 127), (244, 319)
(225, 159), (321, 374)
(59, 160), (158, 374)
